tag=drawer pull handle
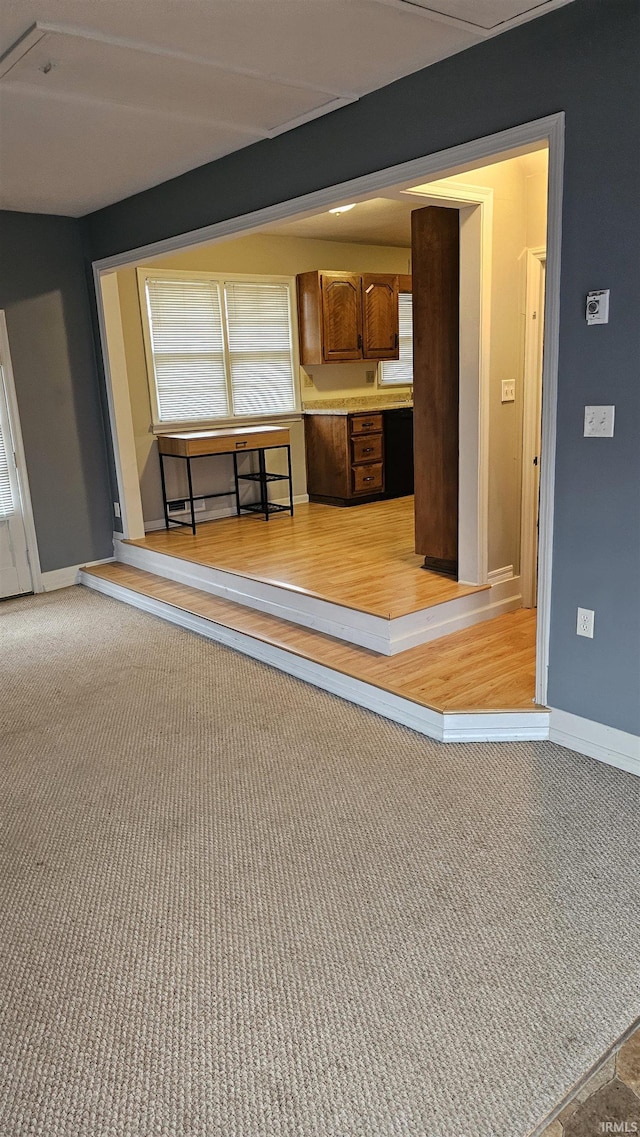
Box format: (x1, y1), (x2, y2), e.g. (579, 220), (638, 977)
(235, 441), (247, 448)
(362, 422), (374, 428)
(362, 447), (373, 454)
(364, 476), (374, 482)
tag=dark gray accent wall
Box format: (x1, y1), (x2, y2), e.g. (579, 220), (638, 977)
(82, 0), (640, 735)
(0, 212), (113, 572)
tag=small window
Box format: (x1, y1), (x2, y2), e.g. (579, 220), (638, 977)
(379, 292), (413, 386)
(140, 270), (298, 426)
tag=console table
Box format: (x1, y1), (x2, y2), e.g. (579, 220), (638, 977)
(157, 426), (293, 534)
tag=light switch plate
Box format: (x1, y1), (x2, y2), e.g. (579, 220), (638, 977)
(584, 405), (615, 437)
(501, 380), (515, 403)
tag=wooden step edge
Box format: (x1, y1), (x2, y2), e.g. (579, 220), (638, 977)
(120, 538), (489, 620)
(81, 563), (448, 712)
(80, 564), (546, 720)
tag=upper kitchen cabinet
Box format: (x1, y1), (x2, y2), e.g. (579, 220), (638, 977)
(296, 271), (399, 365)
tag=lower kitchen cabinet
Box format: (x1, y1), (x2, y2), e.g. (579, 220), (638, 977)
(304, 408), (414, 506)
(304, 412), (385, 505)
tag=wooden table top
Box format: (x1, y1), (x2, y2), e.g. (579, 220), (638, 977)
(157, 425), (290, 458)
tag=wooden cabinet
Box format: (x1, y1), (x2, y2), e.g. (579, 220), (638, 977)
(296, 271), (399, 365)
(411, 205), (460, 578)
(305, 412), (385, 505)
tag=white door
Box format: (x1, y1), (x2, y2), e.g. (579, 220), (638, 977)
(0, 354), (32, 598)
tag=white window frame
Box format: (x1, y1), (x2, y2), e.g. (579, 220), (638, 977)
(137, 267), (302, 431)
(379, 290), (413, 388)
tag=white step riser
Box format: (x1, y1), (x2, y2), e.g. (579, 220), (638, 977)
(116, 540), (521, 656)
(80, 570), (550, 744)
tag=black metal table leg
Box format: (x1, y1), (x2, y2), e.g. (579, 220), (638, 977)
(258, 447), (269, 520)
(286, 444), (294, 516)
(159, 452), (170, 529)
(185, 456), (196, 535)
(232, 452), (241, 516)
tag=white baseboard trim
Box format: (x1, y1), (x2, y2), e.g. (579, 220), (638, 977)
(487, 564), (514, 586)
(549, 708), (640, 778)
(80, 569), (550, 744)
(144, 493), (310, 533)
(41, 557), (115, 591)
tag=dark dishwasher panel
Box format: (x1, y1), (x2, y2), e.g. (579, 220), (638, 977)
(383, 407), (414, 499)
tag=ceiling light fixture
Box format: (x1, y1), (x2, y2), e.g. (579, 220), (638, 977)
(329, 204), (356, 215)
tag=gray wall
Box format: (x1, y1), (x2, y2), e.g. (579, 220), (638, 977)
(0, 212), (113, 572)
(82, 0), (639, 735)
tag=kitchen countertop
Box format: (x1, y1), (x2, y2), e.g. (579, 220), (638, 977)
(302, 397), (413, 416)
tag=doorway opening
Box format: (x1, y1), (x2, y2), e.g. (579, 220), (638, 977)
(93, 115), (562, 713)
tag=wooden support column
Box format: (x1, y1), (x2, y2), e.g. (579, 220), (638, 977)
(411, 205), (460, 578)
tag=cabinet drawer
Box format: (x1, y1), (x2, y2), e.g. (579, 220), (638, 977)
(351, 433), (383, 464)
(352, 462), (384, 495)
(350, 413), (383, 436)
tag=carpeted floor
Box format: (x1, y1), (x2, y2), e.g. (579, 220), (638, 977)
(1, 586), (639, 1137)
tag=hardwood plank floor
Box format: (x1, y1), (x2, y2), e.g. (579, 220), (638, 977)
(126, 498), (487, 619)
(84, 563), (540, 714)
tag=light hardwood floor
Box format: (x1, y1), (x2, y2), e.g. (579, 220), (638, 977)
(126, 498), (487, 619)
(84, 563), (540, 714)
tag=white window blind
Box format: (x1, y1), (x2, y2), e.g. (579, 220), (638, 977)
(380, 292), (413, 386)
(224, 281), (296, 418)
(0, 370), (15, 517)
(142, 273), (297, 425)
(0, 420), (14, 517)
(145, 278), (228, 421)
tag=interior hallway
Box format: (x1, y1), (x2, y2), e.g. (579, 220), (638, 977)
(2, 587), (639, 1137)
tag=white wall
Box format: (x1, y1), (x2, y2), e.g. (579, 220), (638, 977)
(435, 151), (548, 574)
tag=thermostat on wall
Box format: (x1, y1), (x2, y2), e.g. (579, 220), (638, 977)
(586, 289), (609, 324)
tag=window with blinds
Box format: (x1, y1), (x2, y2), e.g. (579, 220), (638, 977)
(0, 369), (15, 518)
(0, 421), (14, 517)
(379, 292), (413, 386)
(142, 272), (297, 425)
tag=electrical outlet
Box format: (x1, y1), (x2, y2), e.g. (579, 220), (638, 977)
(113, 501), (121, 519)
(365, 370), (376, 384)
(584, 405), (615, 437)
(576, 607), (595, 639)
(501, 380), (515, 403)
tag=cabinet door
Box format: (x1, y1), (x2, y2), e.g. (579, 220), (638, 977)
(361, 274), (399, 360)
(320, 274), (362, 362)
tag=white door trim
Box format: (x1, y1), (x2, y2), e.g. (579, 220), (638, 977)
(93, 111), (564, 706)
(0, 311), (42, 593)
(521, 247), (546, 609)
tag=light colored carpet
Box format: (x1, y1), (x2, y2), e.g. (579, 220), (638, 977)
(1, 585), (639, 1137)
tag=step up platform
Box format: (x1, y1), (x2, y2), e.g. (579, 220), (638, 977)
(116, 536), (518, 656)
(80, 562), (549, 744)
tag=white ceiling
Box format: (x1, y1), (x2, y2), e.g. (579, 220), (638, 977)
(262, 149), (549, 246)
(0, 0), (572, 217)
